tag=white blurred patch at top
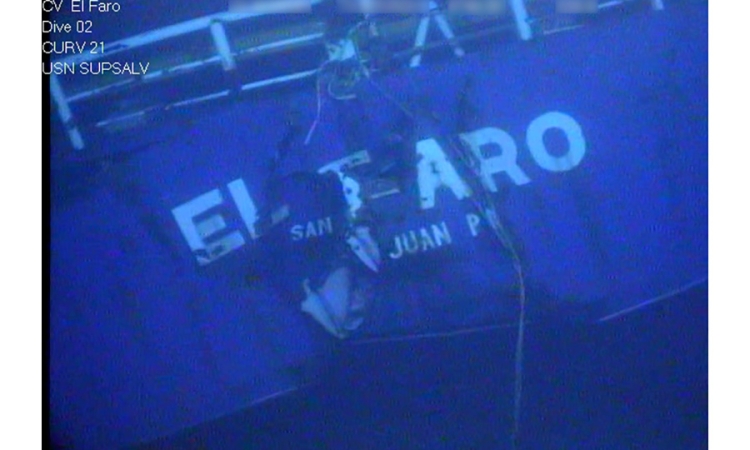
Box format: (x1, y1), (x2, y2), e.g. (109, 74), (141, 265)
(447, 0), (508, 16)
(337, 0), (430, 14)
(556, 0), (598, 14)
(228, 0), (313, 14)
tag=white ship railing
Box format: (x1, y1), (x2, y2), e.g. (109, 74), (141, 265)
(48, 0), (668, 151)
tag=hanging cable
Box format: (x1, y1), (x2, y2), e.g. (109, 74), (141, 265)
(352, 42), (529, 445)
(481, 199), (527, 450)
(304, 20), (371, 145)
(325, 27), (530, 438)
(304, 69), (325, 146)
(454, 135), (527, 450)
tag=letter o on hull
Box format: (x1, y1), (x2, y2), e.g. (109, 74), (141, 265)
(527, 111), (586, 172)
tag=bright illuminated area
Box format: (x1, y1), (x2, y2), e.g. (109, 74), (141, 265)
(448, 0), (508, 16)
(556, 0), (598, 13)
(228, 0), (313, 13)
(337, 0), (430, 14)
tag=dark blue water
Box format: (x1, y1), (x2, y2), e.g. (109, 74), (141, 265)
(138, 283), (706, 449)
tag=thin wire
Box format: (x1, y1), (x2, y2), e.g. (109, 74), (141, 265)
(304, 73), (324, 146)
(507, 243), (526, 450)
(304, 23), (369, 145)
(468, 186), (527, 449)
(349, 322), (519, 345)
(597, 276), (708, 323)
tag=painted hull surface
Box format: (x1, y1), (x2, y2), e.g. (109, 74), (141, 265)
(50, 4), (707, 448)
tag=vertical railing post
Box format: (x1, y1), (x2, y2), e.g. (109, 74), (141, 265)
(50, 75), (85, 150)
(432, 2), (466, 57)
(510, 0), (533, 40)
(410, 14), (431, 68)
(410, 1), (465, 68)
(210, 20), (237, 71)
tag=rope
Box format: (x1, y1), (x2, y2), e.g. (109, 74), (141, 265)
(332, 24), (529, 445)
(361, 68), (528, 448)
(470, 187), (527, 450)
